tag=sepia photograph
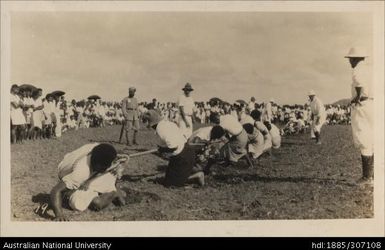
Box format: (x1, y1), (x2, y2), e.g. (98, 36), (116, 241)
(1, 1), (384, 237)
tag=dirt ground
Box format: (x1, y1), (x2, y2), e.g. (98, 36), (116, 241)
(11, 124), (373, 221)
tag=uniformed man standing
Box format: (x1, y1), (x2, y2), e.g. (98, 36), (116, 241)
(121, 87), (139, 145)
(345, 47), (374, 185)
(177, 83), (195, 139)
(308, 90), (326, 145)
(262, 98), (274, 124)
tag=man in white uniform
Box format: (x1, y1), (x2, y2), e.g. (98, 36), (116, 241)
(247, 97), (256, 114)
(143, 110), (204, 187)
(250, 110), (273, 152)
(177, 83), (195, 139)
(308, 90), (326, 144)
(50, 143), (126, 221)
(264, 121), (281, 149)
(262, 99), (273, 123)
(345, 47), (374, 185)
(209, 113), (248, 164)
(188, 126), (213, 144)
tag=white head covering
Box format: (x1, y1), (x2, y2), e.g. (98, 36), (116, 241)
(308, 90), (316, 96)
(345, 47), (368, 58)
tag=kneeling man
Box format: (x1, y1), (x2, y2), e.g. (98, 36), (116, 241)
(50, 143), (126, 221)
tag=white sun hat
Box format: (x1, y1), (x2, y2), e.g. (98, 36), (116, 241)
(308, 90), (316, 96)
(344, 47), (368, 58)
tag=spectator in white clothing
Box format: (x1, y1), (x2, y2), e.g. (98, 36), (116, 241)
(177, 83), (195, 139)
(308, 90), (326, 145)
(10, 84), (26, 143)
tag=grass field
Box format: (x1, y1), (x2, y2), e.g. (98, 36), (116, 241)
(11, 124), (373, 221)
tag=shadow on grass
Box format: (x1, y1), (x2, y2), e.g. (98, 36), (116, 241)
(281, 141), (307, 146)
(120, 173), (163, 182)
(212, 173), (355, 186)
(119, 186), (162, 204)
(156, 164), (168, 172)
(88, 138), (149, 145)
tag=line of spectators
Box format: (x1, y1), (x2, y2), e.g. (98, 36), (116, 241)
(10, 84), (350, 144)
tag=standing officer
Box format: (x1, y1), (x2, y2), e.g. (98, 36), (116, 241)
(308, 90), (326, 145)
(345, 47), (374, 185)
(121, 87), (139, 145)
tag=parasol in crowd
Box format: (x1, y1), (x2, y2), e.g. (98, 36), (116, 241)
(235, 99), (247, 106)
(222, 101), (231, 106)
(51, 90), (66, 97)
(19, 84), (37, 91)
(209, 97), (223, 105)
(76, 100), (86, 106)
(88, 95), (101, 100)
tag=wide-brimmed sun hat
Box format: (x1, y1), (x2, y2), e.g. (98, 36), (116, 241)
(182, 82), (194, 91)
(308, 90), (316, 96)
(345, 47), (368, 58)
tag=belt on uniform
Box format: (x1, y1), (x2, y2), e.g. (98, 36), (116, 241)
(359, 96), (373, 102)
(127, 108), (137, 110)
(234, 130), (243, 137)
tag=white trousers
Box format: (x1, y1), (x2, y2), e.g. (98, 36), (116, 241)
(351, 100), (373, 156)
(310, 113), (326, 137)
(178, 115), (193, 140)
(69, 173), (117, 211)
(248, 132), (265, 159)
(272, 135), (281, 149)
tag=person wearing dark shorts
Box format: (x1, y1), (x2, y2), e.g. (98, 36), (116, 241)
(143, 110), (204, 187)
(121, 87), (140, 145)
(163, 143), (198, 187)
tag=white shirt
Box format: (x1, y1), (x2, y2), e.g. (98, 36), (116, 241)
(248, 101), (256, 111)
(177, 94), (194, 116)
(10, 93), (21, 111)
(33, 97), (43, 109)
(239, 113), (255, 125)
(156, 120), (187, 156)
(190, 126), (212, 142)
(351, 61), (372, 99)
(211, 105), (221, 114)
(43, 101), (56, 114)
(62, 155), (92, 190)
(68, 119), (77, 128)
(271, 105), (278, 115)
(61, 151), (116, 193)
(25, 97), (34, 112)
(270, 123), (280, 139)
(76, 106), (84, 114)
(230, 110), (238, 119)
(255, 121), (269, 135)
(264, 102), (273, 120)
(310, 96), (325, 117)
(219, 114), (243, 136)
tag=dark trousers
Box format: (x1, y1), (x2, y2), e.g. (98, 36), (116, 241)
(164, 144), (196, 187)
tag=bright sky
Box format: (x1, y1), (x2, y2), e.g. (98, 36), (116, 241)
(11, 12), (372, 105)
